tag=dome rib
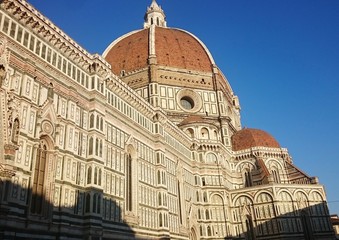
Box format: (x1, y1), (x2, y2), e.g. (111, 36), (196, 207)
(103, 26), (215, 75)
(155, 27), (214, 72)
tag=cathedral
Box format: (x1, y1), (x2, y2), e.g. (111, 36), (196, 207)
(0, 0), (335, 239)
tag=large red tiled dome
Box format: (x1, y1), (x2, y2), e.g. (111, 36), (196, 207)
(231, 128), (280, 151)
(103, 26), (214, 75)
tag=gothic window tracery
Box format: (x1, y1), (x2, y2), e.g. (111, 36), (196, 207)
(244, 169), (253, 187)
(272, 169), (280, 183)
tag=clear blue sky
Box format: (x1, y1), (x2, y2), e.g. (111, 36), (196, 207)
(28, 0), (339, 214)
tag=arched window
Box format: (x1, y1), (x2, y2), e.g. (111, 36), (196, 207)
(159, 213), (163, 227)
(196, 191), (200, 202)
(100, 118), (103, 131)
(88, 137), (93, 155)
(206, 153), (217, 164)
(126, 154), (132, 211)
(207, 226), (212, 236)
(89, 114), (94, 128)
(87, 166), (92, 184)
(157, 17), (160, 26)
(185, 128), (194, 138)
(201, 128), (209, 139)
(244, 170), (252, 187)
(206, 209), (210, 219)
(31, 142), (47, 215)
(213, 130), (218, 140)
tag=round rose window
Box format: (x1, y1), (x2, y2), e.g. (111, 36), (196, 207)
(180, 96), (195, 110)
(176, 89), (202, 113)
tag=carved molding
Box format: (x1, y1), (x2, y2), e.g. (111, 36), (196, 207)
(0, 163), (15, 178)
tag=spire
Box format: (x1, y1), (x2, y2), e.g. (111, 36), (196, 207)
(144, 0), (167, 29)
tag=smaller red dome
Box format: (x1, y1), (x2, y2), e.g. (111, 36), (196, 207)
(231, 128), (280, 151)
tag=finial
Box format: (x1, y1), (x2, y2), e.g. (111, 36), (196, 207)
(144, 0), (167, 29)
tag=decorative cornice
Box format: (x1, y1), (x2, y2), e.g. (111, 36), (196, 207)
(1, 0), (111, 75)
(233, 147), (289, 161)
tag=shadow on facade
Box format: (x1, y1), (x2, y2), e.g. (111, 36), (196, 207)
(0, 179), (135, 240)
(224, 202), (335, 240)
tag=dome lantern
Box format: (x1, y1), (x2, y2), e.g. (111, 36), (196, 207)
(144, 0), (167, 28)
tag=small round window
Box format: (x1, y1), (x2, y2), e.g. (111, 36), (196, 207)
(180, 96), (194, 110)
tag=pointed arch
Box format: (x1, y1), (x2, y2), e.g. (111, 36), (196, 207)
(201, 127), (209, 139)
(244, 169), (253, 187)
(87, 166), (92, 184)
(207, 226), (212, 236)
(30, 136), (53, 215)
(206, 152), (217, 164)
(185, 128), (194, 138)
(159, 212), (163, 227)
(190, 227), (198, 240)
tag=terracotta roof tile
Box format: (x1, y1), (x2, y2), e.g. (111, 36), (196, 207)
(105, 29), (149, 75)
(104, 27), (213, 75)
(231, 128), (280, 151)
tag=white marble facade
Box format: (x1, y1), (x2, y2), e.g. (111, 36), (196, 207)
(0, 0), (335, 239)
